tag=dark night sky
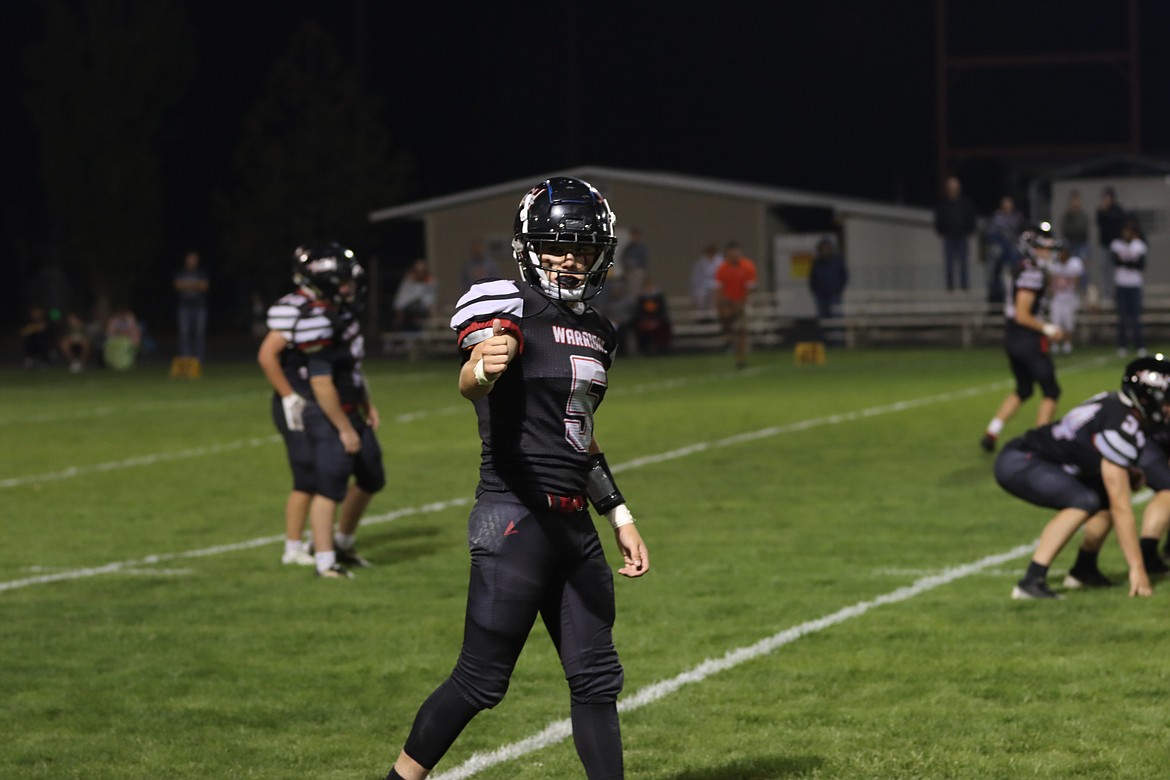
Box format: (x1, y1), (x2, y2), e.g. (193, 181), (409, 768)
(3, 0), (1169, 324)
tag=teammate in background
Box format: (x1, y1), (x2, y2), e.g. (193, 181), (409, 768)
(980, 227), (1064, 452)
(994, 357), (1169, 600)
(714, 241), (758, 369)
(260, 243), (384, 578)
(1046, 244), (1084, 354)
(381, 177), (649, 780)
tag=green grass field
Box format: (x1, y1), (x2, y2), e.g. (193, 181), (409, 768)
(4, 346), (1170, 779)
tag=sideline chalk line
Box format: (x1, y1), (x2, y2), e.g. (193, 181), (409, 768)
(1, 373), (1022, 593)
(430, 542), (1038, 780)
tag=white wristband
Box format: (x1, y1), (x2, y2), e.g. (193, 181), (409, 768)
(607, 504), (636, 529)
(473, 358), (497, 386)
(1041, 323), (1059, 338)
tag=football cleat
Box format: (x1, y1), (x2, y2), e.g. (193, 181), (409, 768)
(335, 545), (372, 568)
(281, 548), (315, 566)
(979, 433), (997, 453)
(316, 563), (353, 579)
(1061, 568), (1113, 589)
(1011, 578), (1063, 600)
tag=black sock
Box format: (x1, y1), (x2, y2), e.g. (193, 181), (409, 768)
(384, 771), (404, 780)
(1140, 537), (1160, 560)
(1073, 548), (1099, 573)
(1023, 560), (1049, 582)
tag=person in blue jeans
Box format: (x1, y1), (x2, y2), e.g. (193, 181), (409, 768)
(1111, 219), (1148, 357)
(174, 250), (209, 363)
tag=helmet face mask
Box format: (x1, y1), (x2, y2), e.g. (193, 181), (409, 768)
(1018, 226), (1062, 267)
(292, 242), (360, 306)
(513, 177), (617, 302)
(1121, 356), (1170, 428)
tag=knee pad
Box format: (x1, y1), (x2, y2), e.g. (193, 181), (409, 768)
(1040, 377), (1061, 400)
(565, 648), (625, 705)
(1015, 382), (1034, 402)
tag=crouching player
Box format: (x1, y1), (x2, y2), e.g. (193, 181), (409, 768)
(994, 356), (1170, 599)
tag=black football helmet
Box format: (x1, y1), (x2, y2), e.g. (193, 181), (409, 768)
(292, 242), (359, 305)
(1017, 225), (1062, 262)
(512, 177), (617, 302)
(1121, 355), (1170, 427)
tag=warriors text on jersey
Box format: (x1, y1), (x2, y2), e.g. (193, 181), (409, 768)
(268, 290), (367, 405)
(1021, 391), (1146, 480)
(451, 279), (618, 498)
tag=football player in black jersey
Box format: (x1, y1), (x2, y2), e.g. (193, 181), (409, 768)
(994, 356), (1170, 599)
(382, 178), (649, 780)
(980, 227), (1065, 452)
(258, 243), (384, 578)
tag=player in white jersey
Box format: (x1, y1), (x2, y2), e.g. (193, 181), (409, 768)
(1046, 245), (1083, 354)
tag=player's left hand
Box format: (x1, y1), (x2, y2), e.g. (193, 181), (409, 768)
(365, 403), (380, 431)
(615, 524), (649, 578)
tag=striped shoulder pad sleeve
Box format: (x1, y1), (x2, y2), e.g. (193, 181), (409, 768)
(290, 301), (334, 354)
(1017, 265), (1045, 292)
(450, 279), (525, 351)
(1094, 426), (1145, 468)
(266, 292), (312, 335)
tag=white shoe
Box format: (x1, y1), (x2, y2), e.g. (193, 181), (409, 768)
(281, 548), (315, 566)
(1137, 348), (1149, 358)
(1117, 347), (1128, 358)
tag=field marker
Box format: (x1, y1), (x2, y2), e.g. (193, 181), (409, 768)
(430, 542), (1038, 780)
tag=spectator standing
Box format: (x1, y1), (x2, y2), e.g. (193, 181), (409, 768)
(1047, 245), (1084, 354)
(620, 226), (650, 293)
(984, 195), (1025, 304)
(808, 236), (848, 344)
(933, 175), (977, 292)
(690, 243), (722, 318)
(1059, 190), (1091, 290)
(714, 241), (759, 369)
(173, 250), (209, 375)
(1111, 219), (1148, 358)
(1095, 187), (1127, 299)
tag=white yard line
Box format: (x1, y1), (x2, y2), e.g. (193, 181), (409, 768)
(0, 378), (1013, 591)
(431, 542), (1038, 780)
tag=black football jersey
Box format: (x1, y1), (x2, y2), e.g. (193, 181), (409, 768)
(450, 280), (618, 497)
(265, 290), (315, 397)
(1004, 256), (1046, 330)
(274, 294), (366, 406)
(1021, 391), (1146, 480)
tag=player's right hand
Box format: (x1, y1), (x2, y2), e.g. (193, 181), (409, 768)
(480, 318), (513, 380)
(339, 427), (361, 455)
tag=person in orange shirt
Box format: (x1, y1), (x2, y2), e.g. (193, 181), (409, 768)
(714, 241), (758, 368)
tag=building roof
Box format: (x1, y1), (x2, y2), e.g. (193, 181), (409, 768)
(368, 166), (932, 225)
